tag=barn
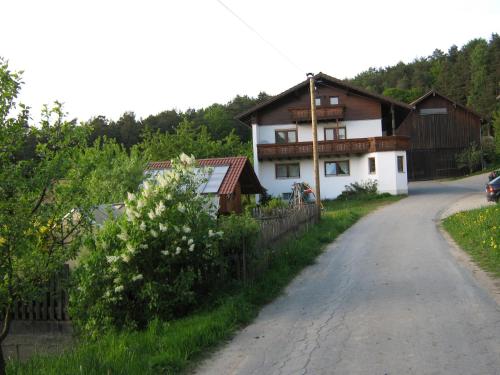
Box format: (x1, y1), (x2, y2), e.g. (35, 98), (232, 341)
(397, 90), (482, 180)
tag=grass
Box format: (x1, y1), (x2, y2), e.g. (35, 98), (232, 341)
(443, 204), (500, 278)
(8, 195), (403, 375)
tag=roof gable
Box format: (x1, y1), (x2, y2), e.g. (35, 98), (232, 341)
(410, 90), (483, 119)
(236, 72), (412, 124)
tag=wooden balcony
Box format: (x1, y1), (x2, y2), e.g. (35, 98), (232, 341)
(289, 105), (345, 122)
(257, 136), (410, 161)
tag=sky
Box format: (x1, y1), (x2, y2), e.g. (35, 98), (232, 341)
(1, 0), (499, 123)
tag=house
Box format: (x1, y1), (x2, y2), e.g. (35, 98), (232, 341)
(236, 72), (412, 200)
(397, 90), (482, 180)
(147, 156), (264, 214)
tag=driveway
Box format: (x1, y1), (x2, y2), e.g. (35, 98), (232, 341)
(195, 174), (500, 375)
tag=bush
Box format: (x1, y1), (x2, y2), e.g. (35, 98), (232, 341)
(70, 154), (223, 337)
(337, 179), (379, 200)
(456, 142), (482, 174)
(217, 214), (260, 280)
(481, 136), (496, 164)
(265, 198), (288, 209)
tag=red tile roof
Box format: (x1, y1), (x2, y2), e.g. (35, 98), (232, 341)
(147, 156), (264, 195)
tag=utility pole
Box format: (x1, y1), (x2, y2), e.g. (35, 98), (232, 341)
(307, 73), (321, 220)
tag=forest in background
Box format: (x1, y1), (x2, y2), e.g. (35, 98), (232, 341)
(349, 34), (500, 122)
(16, 33), (500, 162)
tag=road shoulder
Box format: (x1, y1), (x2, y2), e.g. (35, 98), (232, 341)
(437, 193), (500, 306)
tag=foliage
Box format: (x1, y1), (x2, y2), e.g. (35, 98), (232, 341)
(493, 109), (500, 156)
(443, 205), (500, 277)
(8, 196), (403, 375)
(217, 214), (260, 280)
(481, 136), (497, 164)
(350, 34), (500, 121)
(0, 59), (97, 374)
(69, 154), (223, 336)
(81, 92), (271, 151)
(265, 198), (288, 209)
(69, 138), (146, 206)
(382, 87), (424, 103)
(336, 179), (381, 200)
(140, 119), (252, 161)
(455, 143), (482, 174)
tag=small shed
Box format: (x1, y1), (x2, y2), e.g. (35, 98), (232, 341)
(147, 156), (264, 214)
(397, 90), (482, 180)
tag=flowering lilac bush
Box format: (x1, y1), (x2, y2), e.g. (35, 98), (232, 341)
(70, 154), (223, 336)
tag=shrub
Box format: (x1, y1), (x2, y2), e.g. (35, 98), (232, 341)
(337, 179), (379, 200)
(217, 214), (260, 280)
(481, 136), (496, 164)
(455, 142), (482, 174)
(70, 154), (223, 337)
(266, 198), (288, 209)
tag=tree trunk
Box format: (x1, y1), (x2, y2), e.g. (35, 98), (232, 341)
(0, 306), (12, 375)
(0, 343), (6, 375)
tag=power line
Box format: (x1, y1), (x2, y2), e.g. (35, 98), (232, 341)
(215, 0), (304, 74)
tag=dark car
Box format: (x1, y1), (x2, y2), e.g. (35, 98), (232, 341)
(488, 169), (500, 181)
(486, 176), (500, 203)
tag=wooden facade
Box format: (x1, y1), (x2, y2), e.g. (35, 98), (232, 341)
(397, 91), (482, 180)
(238, 72), (412, 137)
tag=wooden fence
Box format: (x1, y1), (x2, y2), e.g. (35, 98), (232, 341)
(227, 204), (319, 282)
(3, 206), (319, 322)
(252, 204), (319, 247)
(3, 265), (71, 322)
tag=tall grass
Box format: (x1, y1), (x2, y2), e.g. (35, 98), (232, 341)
(443, 204), (500, 277)
(8, 195), (402, 375)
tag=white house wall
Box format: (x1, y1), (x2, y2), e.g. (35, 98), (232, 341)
(258, 151), (408, 200)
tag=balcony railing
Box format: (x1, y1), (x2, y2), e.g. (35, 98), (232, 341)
(257, 136), (410, 160)
(289, 105), (345, 122)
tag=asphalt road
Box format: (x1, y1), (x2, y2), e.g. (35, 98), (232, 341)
(195, 175), (500, 375)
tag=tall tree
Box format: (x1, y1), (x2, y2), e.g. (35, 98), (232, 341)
(467, 39), (495, 116)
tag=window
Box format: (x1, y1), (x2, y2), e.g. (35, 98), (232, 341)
(419, 108), (447, 115)
(329, 96), (339, 105)
(368, 157), (376, 174)
(397, 156), (405, 173)
(275, 129), (297, 144)
(315, 97), (321, 107)
(282, 192), (292, 201)
(276, 163), (300, 179)
(325, 160), (350, 176)
(324, 127), (346, 141)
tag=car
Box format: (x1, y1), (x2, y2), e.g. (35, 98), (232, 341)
(486, 176), (500, 203)
(488, 169), (500, 181)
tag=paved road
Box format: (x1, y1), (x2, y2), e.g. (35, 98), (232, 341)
(195, 175), (500, 375)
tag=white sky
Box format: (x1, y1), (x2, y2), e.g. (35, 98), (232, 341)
(1, 0), (499, 123)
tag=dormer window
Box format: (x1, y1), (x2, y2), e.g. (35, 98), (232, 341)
(315, 97), (321, 107)
(329, 96), (339, 105)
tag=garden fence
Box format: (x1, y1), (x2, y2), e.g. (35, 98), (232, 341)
(1, 265), (70, 323)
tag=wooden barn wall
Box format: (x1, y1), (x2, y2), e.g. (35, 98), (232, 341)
(397, 95), (481, 180)
(257, 85), (381, 125)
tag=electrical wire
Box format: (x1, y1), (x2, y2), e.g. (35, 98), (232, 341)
(215, 0), (305, 75)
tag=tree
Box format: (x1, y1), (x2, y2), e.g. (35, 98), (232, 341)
(492, 109), (500, 157)
(0, 59), (101, 374)
(69, 154), (223, 336)
(467, 39), (495, 117)
(141, 119), (252, 162)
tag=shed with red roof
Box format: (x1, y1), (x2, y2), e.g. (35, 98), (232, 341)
(147, 156), (264, 214)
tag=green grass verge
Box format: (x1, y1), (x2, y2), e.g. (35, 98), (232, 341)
(443, 204), (500, 277)
(8, 195), (403, 375)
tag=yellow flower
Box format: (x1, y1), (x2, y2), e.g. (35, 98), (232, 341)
(0, 236), (6, 246)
